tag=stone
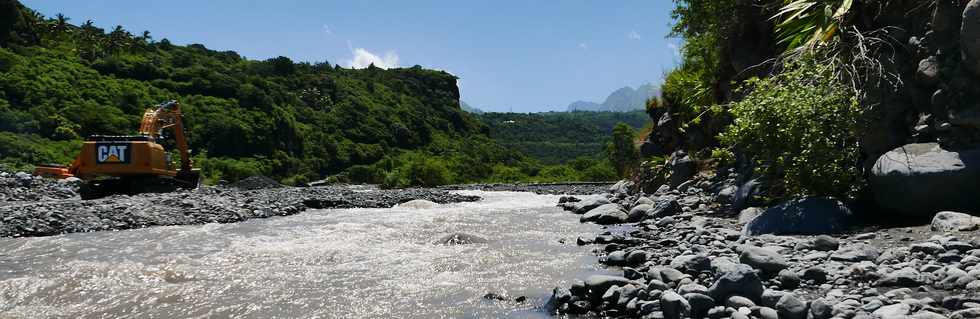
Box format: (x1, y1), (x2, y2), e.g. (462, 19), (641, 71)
(545, 286), (572, 312)
(760, 290), (788, 308)
(914, 311), (951, 319)
(812, 235), (840, 251)
(606, 250), (628, 266)
(775, 294), (807, 319)
(685, 293), (715, 318)
(917, 56), (940, 86)
(932, 211), (980, 232)
(585, 275), (634, 299)
(743, 197), (854, 235)
(670, 255), (711, 275)
(716, 185), (737, 205)
(876, 267), (923, 287)
(669, 150), (696, 188)
(870, 143), (980, 216)
(678, 283), (709, 295)
(434, 232), (488, 245)
(810, 299), (833, 319)
(739, 246), (789, 273)
(660, 267), (687, 283)
(711, 257), (740, 275)
(662, 290), (691, 319)
(911, 242), (947, 255)
(628, 204), (655, 222)
(580, 204), (628, 225)
(802, 267), (829, 284)
(708, 263), (765, 302)
(874, 303), (911, 318)
(726, 296), (756, 309)
(778, 269), (801, 289)
(758, 307), (780, 319)
(652, 199), (682, 219)
(832, 243), (881, 262)
(963, 0), (980, 76)
(734, 178), (765, 210)
(953, 308), (980, 319)
(566, 196), (611, 214)
(626, 250), (648, 265)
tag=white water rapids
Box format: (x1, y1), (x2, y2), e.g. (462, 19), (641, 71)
(0, 191), (608, 318)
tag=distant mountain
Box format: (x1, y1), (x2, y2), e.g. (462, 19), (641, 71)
(460, 101), (484, 114)
(567, 84), (659, 112)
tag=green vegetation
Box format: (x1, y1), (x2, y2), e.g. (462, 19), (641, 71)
(475, 111), (648, 164)
(607, 123), (639, 178)
(655, 0), (896, 200)
(717, 57), (861, 198)
(0, 1), (627, 186)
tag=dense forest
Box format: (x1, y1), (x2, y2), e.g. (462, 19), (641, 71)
(0, 0), (630, 186)
(476, 111), (648, 164)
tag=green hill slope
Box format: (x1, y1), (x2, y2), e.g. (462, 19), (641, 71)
(0, 1), (620, 185)
(475, 111), (649, 164)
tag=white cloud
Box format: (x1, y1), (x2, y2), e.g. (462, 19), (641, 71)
(345, 47), (400, 69)
(578, 42), (588, 50)
(628, 30), (641, 40)
(322, 24), (333, 35)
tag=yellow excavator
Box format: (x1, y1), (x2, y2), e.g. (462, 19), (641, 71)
(34, 100), (201, 199)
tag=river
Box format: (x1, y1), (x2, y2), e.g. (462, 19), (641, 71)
(0, 191), (606, 318)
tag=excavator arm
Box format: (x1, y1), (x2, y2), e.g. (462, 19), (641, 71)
(139, 101), (192, 172)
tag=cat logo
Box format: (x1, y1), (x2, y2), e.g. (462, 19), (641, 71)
(96, 143), (131, 164)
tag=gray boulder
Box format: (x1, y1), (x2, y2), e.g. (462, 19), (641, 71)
(932, 211), (980, 232)
(832, 243), (881, 262)
(584, 275), (633, 300)
(743, 197), (854, 235)
(708, 263), (765, 302)
(739, 246), (789, 273)
(917, 56), (940, 86)
(963, 0), (980, 76)
(775, 294), (807, 319)
(738, 207), (764, 225)
(627, 204), (654, 222)
(580, 204), (628, 225)
(870, 143), (980, 216)
(661, 290), (691, 319)
(566, 196), (612, 214)
(669, 151), (696, 187)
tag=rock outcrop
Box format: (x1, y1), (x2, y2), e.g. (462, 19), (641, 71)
(870, 143), (980, 216)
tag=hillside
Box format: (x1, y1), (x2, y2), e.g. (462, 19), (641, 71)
(0, 1), (625, 185)
(566, 83), (658, 112)
(475, 111), (648, 164)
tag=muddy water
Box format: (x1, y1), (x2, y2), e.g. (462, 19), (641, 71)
(0, 191), (607, 318)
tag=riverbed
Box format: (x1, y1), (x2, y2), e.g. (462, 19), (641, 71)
(0, 191), (606, 318)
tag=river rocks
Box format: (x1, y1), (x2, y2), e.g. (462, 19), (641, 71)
(811, 235), (840, 251)
(627, 204), (655, 222)
(434, 232), (488, 245)
(738, 207), (764, 225)
(963, 0), (980, 76)
(870, 143), (980, 216)
(585, 275), (634, 299)
(565, 196), (612, 214)
(670, 254), (711, 275)
(918, 56), (941, 85)
(743, 197), (854, 235)
(874, 303), (912, 318)
(708, 264), (765, 302)
(739, 246), (789, 273)
(876, 267), (924, 287)
(661, 290), (691, 319)
(669, 151), (697, 188)
(685, 293), (715, 318)
(580, 204), (629, 225)
(832, 243), (881, 262)
(775, 294), (807, 319)
(778, 269), (801, 289)
(932, 211), (980, 232)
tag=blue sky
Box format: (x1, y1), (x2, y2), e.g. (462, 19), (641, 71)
(23, 1), (680, 112)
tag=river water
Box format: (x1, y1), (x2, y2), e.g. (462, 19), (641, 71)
(0, 191), (606, 318)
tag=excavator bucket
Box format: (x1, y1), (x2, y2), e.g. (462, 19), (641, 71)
(34, 165), (73, 179)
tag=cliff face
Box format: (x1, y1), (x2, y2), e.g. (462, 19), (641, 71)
(643, 0), (980, 169)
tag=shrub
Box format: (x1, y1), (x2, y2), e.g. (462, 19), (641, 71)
(717, 56), (860, 198)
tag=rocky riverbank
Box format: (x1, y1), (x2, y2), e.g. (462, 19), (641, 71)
(549, 173), (980, 319)
(0, 174), (480, 238)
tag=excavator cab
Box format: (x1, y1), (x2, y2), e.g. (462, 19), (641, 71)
(35, 100), (200, 199)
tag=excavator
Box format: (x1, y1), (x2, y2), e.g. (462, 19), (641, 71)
(34, 100), (201, 199)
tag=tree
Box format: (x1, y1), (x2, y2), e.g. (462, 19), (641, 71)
(607, 122), (638, 178)
(0, 0), (18, 45)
